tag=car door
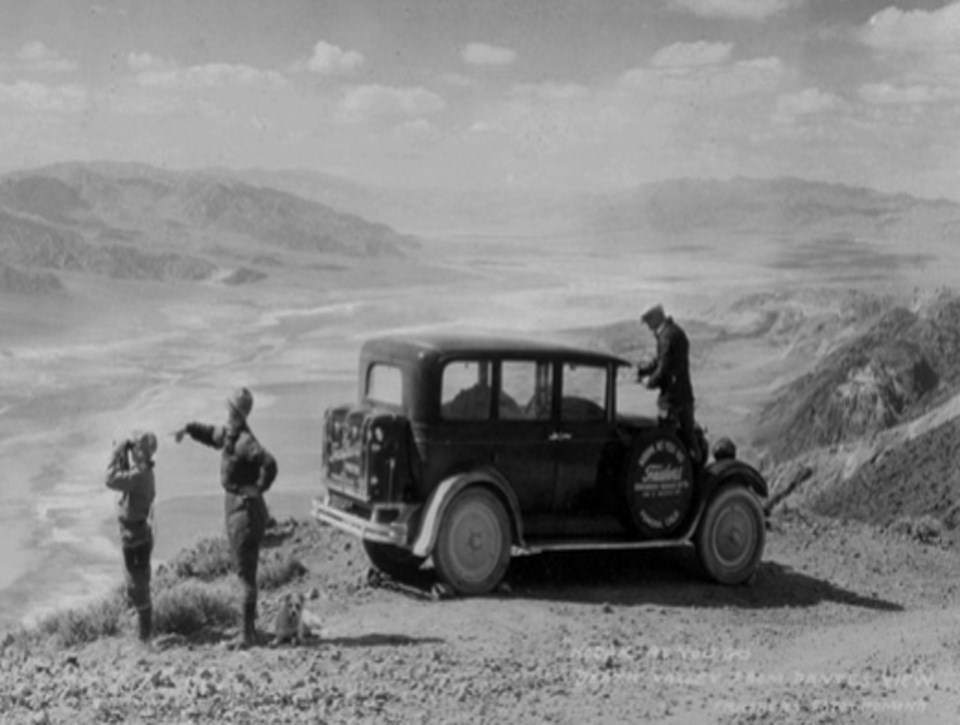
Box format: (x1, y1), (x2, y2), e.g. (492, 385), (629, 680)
(489, 359), (556, 513)
(552, 360), (618, 513)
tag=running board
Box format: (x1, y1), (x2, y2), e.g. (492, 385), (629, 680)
(514, 536), (693, 556)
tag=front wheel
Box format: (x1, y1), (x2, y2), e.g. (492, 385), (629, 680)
(363, 541), (426, 581)
(695, 484), (765, 585)
(434, 487), (511, 596)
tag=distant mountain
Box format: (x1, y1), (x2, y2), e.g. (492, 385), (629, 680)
(220, 167), (590, 238)
(582, 177), (960, 241)
(756, 291), (960, 462)
(0, 261), (63, 295)
(0, 162), (419, 286)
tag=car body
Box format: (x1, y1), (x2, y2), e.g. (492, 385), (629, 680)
(313, 332), (768, 595)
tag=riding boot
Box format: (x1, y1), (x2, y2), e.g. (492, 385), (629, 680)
(137, 606), (152, 642)
(243, 600), (257, 645)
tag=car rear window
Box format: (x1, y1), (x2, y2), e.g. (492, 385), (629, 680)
(366, 364), (403, 407)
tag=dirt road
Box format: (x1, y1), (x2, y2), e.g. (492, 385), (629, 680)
(6, 511), (957, 724)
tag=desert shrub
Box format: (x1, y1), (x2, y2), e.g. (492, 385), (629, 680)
(153, 580), (237, 635)
(1, 533), (309, 651)
(29, 586), (128, 649)
(160, 536), (234, 583)
(258, 552), (308, 591)
(889, 515), (943, 544)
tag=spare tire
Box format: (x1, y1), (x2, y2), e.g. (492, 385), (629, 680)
(622, 430), (695, 538)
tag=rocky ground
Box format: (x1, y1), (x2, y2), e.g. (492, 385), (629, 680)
(2, 511), (959, 725)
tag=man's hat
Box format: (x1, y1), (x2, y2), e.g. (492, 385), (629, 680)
(226, 387), (254, 419)
(133, 430), (158, 459)
(641, 304), (665, 325)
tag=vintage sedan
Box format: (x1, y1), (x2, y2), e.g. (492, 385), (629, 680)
(313, 333), (767, 595)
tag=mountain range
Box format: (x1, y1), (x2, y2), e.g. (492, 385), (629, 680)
(2, 162), (959, 295)
(0, 162), (419, 292)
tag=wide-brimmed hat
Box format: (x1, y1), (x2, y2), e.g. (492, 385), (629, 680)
(226, 387), (254, 419)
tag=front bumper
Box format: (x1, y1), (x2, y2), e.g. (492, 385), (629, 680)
(312, 486), (419, 547)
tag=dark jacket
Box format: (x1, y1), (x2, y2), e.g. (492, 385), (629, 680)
(639, 317), (694, 407)
(184, 421), (278, 498)
(105, 447), (156, 548)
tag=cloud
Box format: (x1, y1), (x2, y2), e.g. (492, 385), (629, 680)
(136, 63), (290, 90)
(667, 0), (800, 21)
(619, 56), (784, 99)
(461, 43), (517, 67)
(0, 80), (87, 112)
(857, 3), (960, 102)
(777, 87), (840, 115)
(858, 82), (958, 105)
(859, 3), (960, 54)
(127, 52), (176, 73)
(14, 41), (78, 73)
(337, 84), (446, 123)
(651, 41), (733, 68)
(291, 41), (365, 75)
(104, 91), (186, 115)
(773, 87), (842, 123)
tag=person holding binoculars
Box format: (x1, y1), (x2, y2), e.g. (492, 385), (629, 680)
(105, 430), (159, 644)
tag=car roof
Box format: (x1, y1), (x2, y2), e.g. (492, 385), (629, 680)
(362, 331), (631, 366)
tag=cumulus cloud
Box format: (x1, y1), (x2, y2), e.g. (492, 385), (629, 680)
(620, 56), (784, 99)
(777, 87), (840, 115)
(858, 3), (960, 102)
(667, 0), (800, 21)
(292, 41), (365, 75)
(859, 3), (960, 54)
(858, 82), (957, 105)
(0, 80), (87, 112)
(461, 43), (517, 67)
(127, 52), (176, 73)
(136, 63), (289, 90)
(651, 41), (733, 68)
(15, 41), (78, 73)
(337, 84), (446, 123)
(773, 87), (842, 124)
(509, 82), (590, 102)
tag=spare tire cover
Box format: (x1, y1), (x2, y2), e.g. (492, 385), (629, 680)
(623, 431), (694, 538)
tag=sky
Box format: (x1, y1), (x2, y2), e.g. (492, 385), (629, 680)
(0, 0), (959, 198)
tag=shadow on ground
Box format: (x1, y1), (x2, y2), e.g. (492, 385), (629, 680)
(370, 547), (903, 612)
(501, 549), (903, 611)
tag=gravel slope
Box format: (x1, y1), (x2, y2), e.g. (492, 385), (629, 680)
(3, 513), (959, 725)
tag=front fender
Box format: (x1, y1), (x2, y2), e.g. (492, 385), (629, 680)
(700, 458), (769, 501)
(411, 466), (524, 558)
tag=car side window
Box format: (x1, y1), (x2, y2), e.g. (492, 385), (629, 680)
(561, 363), (607, 421)
(441, 360), (493, 420)
(501, 361), (551, 420)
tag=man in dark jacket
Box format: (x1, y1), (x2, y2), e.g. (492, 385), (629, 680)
(174, 387), (278, 648)
(105, 430), (158, 643)
(636, 304), (699, 461)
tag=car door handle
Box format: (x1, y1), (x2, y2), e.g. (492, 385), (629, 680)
(548, 432), (572, 442)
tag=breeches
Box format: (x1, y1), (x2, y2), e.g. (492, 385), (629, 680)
(122, 539), (153, 611)
(658, 401), (697, 452)
(225, 495), (267, 607)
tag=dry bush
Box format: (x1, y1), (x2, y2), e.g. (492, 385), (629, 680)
(153, 580), (237, 635)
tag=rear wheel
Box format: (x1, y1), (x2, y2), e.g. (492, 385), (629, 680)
(434, 487), (511, 596)
(695, 484), (765, 585)
(363, 541), (426, 581)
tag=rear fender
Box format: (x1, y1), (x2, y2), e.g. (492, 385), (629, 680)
(411, 467), (524, 558)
